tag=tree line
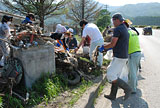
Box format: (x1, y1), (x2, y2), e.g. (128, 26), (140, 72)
(131, 16), (160, 26)
(1, 0), (111, 32)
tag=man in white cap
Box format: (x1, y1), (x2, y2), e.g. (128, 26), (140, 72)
(66, 28), (77, 49)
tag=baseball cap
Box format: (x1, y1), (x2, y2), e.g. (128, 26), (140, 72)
(68, 28), (74, 33)
(55, 24), (67, 33)
(2, 15), (13, 22)
(112, 13), (124, 22)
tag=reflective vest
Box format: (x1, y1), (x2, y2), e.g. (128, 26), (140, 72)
(128, 29), (141, 54)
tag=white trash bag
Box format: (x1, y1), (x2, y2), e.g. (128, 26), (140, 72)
(119, 64), (128, 83)
(104, 50), (113, 60)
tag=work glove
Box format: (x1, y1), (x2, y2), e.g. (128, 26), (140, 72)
(98, 45), (105, 53)
(66, 48), (69, 51)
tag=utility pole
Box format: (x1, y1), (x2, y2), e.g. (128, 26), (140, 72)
(82, 0), (85, 20)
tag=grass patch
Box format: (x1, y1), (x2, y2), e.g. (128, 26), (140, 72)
(0, 97), (2, 108)
(74, 35), (81, 42)
(68, 79), (93, 107)
(79, 57), (90, 63)
(3, 73), (68, 108)
(27, 74), (67, 107)
(6, 94), (24, 108)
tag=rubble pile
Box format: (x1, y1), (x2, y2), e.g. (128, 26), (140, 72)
(55, 52), (99, 85)
(10, 24), (49, 49)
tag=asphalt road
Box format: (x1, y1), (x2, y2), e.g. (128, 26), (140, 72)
(93, 28), (160, 108)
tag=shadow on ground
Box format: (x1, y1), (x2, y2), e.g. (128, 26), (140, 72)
(111, 89), (148, 108)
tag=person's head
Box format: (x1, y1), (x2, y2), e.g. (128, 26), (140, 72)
(123, 19), (132, 28)
(1, 15), (13, 24)
(79, 19), (88, 29)
(27, 13), (35, 21)
(64, 30), (71, 38)
(68, 28), (74, 36)
(112, 13), (124, 27)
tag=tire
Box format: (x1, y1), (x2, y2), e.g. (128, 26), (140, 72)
(63, 71), (80, 86)
(3, 57), (24, 85)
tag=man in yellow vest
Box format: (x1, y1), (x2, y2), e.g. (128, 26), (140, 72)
(123, 19), (141, 94)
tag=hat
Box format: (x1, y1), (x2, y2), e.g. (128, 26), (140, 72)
(124, 19), (132, 26)
(55, 24), (67, 33)
(68, 28), (74, 33)
(112, 13), (124, 22)
(2, 15), (13, 21)
(1, 15), (13, 23)
(65, 30), (70, 34)
(124, 19), (132, 27)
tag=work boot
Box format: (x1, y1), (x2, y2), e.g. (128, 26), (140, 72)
(104, 83), (118, 100)
(117, 78), (131, 100)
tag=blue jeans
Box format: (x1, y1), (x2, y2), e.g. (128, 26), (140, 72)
(90, 38), (104, 67)
(128, 51), (141, 92)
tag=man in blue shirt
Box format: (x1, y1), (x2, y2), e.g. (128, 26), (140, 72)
(99, 13), (131, 100)
(22, 13), (35, 24)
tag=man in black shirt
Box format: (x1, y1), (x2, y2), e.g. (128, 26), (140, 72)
(99, 13), (131, 100)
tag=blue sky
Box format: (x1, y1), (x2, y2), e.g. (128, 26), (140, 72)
(95, 0), (160, 6)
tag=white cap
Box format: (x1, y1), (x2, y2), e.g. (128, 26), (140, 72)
(55, 24), (67, 33)
(68, 28), (74, 33)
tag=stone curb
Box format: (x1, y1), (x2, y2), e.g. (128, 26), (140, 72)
(73, 74), (107, 108)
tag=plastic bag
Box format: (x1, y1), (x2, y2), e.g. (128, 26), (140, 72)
(119, 64), (128, 83)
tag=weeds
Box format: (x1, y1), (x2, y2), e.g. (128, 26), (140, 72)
(6, 94), (23, 108)
(79, 57), (90, 63)
(0, 97), (2, 108)
(27, 74), (67, 107)
(3, 73), (67, 108)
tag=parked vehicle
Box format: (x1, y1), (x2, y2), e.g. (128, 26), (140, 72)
(142, 26), (152, 35)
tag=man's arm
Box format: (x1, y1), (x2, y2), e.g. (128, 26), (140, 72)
(104, 37), (118, 49)
(74, 37), (86, 52)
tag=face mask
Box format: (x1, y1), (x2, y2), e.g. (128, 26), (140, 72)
(7, 21), (11, 25)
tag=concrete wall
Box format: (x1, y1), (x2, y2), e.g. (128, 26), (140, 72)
(13, 45), (55, 88)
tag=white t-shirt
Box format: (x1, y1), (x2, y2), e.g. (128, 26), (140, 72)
(82, 23), (103, 43)
(0, 22), (11, 38)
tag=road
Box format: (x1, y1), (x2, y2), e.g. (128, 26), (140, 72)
(93, 28), (160, 108)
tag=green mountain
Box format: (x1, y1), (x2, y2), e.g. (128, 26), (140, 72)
(108, 2), (160, 17)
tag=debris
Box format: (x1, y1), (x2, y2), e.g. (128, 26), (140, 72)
(12, 91), (29, 103)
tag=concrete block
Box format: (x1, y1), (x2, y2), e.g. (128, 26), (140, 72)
(13, 45), (55, 88)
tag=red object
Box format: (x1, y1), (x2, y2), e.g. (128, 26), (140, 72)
(30, 34), (34, 43)
(83, 36), (91, 47)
